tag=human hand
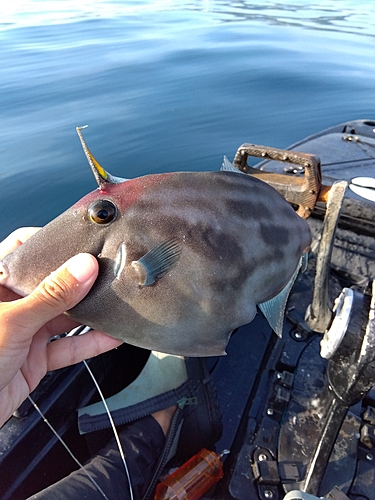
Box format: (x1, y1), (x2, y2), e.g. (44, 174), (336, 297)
(0, 228), (122, 427)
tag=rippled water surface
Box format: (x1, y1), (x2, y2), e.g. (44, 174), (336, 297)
(1, 0), (375, 237)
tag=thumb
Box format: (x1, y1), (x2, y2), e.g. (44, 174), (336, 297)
(15, 253), (98, 332)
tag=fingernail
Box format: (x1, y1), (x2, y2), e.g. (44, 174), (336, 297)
(66, 254), (96, 282)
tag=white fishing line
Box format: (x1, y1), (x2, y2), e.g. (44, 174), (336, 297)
(32, 325), (134, 499)
(82, 359), (134, 500)
(66, 326), (134, 498)
(27, 395), (109, 500)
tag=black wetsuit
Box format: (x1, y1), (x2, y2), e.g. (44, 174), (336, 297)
(29, 416), (165, 500)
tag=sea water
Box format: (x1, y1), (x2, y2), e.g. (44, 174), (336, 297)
(1, 0), (375, 238)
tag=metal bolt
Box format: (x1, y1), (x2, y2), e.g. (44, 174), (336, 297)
(264, 490), (274, 499)
(366, 453), (373, 461)
(258, 453), (268, 461)
(267, 408), (274, 416)
(294, 331), (302, 340)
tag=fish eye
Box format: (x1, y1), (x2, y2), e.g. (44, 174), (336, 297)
(88, 199), (117, 224)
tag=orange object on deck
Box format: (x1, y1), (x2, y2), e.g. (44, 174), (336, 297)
(154, 448), (224, 500)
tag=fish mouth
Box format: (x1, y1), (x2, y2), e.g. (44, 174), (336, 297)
(0, 261), (27, 297)
(0, 261), (8, 281)
(113, 242), (126, 279)
(0, 261), (10, 287)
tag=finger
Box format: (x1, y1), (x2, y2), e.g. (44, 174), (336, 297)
(6, 253), (99, 339)
(46, 331), (123, 371)
(42, 316), (85, 338)
(0, 227), (41, 259)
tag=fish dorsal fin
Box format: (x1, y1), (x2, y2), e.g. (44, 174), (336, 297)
(221, 156), (245, 174)
(258, 256), (303, 337)
(76, 126), (126, 188)
(131, 239), (182, 286)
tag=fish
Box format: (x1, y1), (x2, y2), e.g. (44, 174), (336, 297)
(0, 127), (311, 357)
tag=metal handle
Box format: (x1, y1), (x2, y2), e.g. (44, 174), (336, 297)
(232, 143), (327, 219)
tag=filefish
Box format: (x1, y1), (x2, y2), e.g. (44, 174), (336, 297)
(0, 128), (311, 356)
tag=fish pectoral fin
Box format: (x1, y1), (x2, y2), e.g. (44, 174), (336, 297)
(131, 238), (182, 286)
(258, 256), (302, 337)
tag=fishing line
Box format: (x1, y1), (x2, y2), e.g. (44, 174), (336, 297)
(31, 326), (134, 499)
(82, 358), (134, 500)
(67, 325), (134, 500)
(27, 394), (109, 500)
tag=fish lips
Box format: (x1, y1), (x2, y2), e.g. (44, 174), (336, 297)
(0, 241), (122, 298)
(0, 259), (27, 297)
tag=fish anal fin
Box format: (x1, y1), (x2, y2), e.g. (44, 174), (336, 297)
(258, 256), (302, 337)
(131, 238), (182, 286)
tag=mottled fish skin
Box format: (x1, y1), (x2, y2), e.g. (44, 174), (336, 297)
(0, 171), (311, 357)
